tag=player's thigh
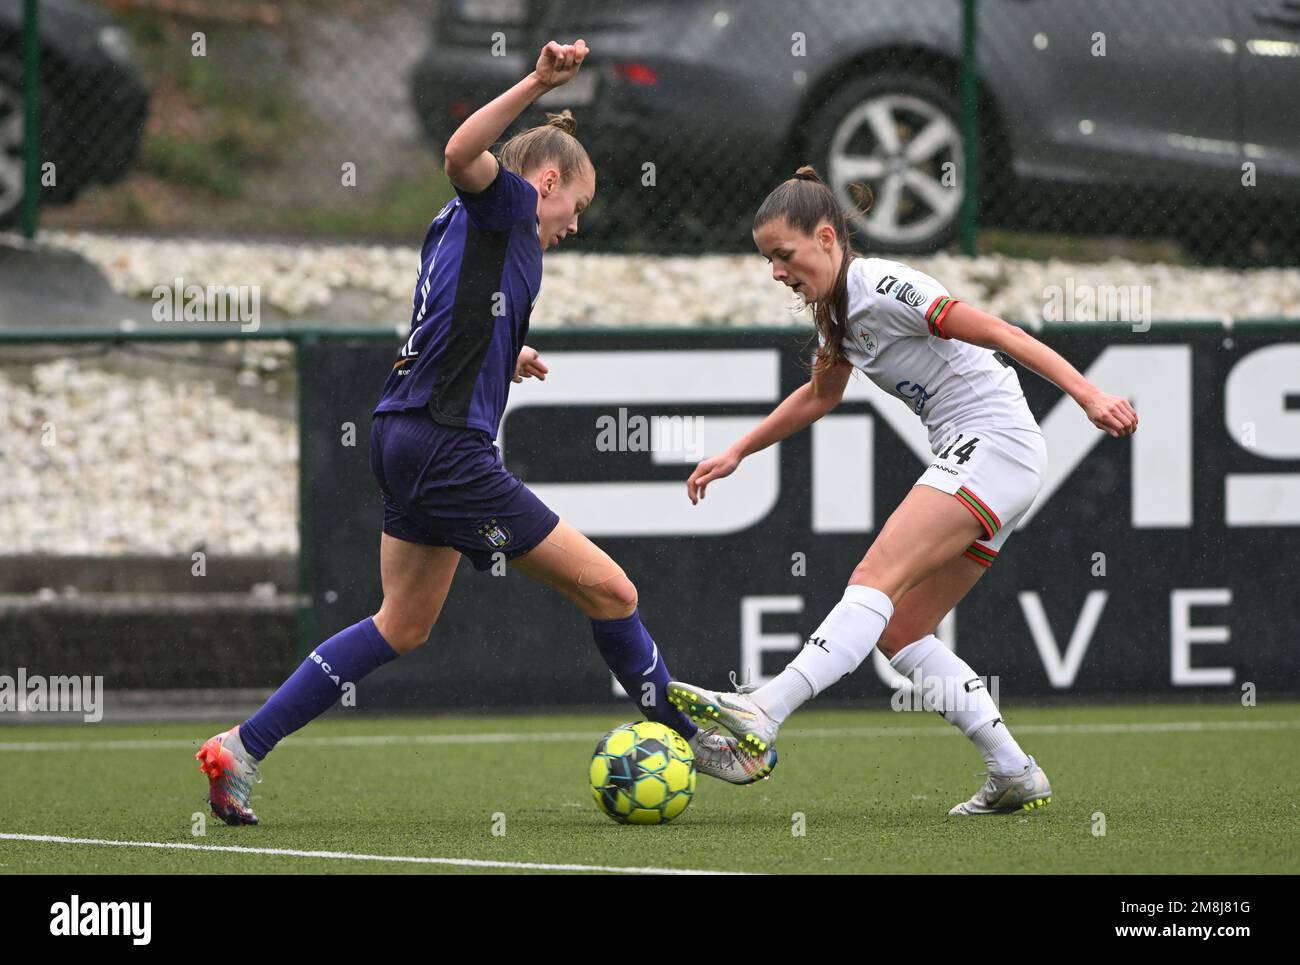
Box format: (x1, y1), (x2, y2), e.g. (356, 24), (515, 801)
(876, 552), (988, 659)
(373, 532), (461, 652)
(510, 518), (637, 620)
(852, 484), (985, 601)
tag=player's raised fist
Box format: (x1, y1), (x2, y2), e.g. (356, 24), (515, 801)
(1083, 390), (1138, 438)
(535, 39), (589, 89)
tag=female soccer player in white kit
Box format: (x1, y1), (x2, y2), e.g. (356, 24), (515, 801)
(668, 167), (1138, 815)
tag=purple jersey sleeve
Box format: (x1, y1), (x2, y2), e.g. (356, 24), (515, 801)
(456, 157), (538, 232)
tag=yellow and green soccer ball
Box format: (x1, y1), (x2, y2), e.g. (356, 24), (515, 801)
(589, 721), (696, 825)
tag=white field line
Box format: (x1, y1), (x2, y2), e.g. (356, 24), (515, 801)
(0, 833), (749, 875)
(0, 718), (1297, 753)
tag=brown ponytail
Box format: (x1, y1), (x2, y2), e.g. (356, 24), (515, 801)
(754, 165), (873, 371)
(498, 108), (592, 184)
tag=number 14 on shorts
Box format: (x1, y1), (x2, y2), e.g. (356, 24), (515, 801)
(937, 433), (980, 465)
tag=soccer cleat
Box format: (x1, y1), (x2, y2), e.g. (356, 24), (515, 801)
(195, 725), (262, 826)
(688, 726), (778, 785)
(947, 756), (1052, 816)
(668, 679), (780, 759)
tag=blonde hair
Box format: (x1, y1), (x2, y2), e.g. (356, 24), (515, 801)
(498, 109), (593, 184)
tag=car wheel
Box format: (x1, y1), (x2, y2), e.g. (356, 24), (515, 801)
(0, 57), (25, 228)
(806, 72), (967, 254)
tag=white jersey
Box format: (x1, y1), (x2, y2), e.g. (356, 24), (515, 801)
(832, 256), (1039, 453)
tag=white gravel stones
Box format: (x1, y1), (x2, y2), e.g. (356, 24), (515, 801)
(0, 359), (297, 555)
(37, 230), (1300, 326)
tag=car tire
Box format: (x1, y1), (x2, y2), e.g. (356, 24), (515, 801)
(0, 56), (26, 229)
(805, 72), (969, 255)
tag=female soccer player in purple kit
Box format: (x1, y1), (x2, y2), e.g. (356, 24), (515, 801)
(197, 40), (774, 825)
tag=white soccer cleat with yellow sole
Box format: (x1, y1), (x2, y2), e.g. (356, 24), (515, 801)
(688, 726), (777, 784)
(947, 756), (1052, 816)
(668, 680), (781, 759)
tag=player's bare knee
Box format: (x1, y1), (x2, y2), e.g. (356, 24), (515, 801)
(587, 573), (638, 620)
(848, 564), (904, 602)
(391, 626), (433, 654)
(373, 610), (434, 654)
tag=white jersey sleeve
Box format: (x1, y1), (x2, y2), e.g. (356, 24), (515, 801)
(834, 256), (1040, 451)
(852, 258), (959, 340)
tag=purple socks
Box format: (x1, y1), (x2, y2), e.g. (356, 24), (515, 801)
(239, 617), (398, 761)
(239, 608), (696, 763)
(590, 608), (697, 740)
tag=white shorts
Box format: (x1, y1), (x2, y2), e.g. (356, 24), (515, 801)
(913, 425), (1048, 567)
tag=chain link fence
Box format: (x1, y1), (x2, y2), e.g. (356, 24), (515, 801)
(9, 0), (1300, 261)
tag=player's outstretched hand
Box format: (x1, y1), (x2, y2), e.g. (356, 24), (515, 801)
(1083, 391), (1137, 437)
(687, 449), (741, 504)
(513, 345), (548, 383)
(535, 39), (589, 89)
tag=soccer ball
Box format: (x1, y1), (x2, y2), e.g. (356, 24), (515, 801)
(589, 721), (696, 825)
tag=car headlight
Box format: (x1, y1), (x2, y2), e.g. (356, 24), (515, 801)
(97, 25), (135, 66)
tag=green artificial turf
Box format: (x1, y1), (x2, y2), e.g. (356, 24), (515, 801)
(2, 702), (1297, 875)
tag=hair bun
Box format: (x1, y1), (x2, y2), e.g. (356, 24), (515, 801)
(545, 109), (578, 136)
(793, 165), (823, 183)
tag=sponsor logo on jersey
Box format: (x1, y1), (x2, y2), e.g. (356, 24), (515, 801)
(392, 325), (424, 375)
(856, 327), (878, 356)
(896, 380), (933, 414)
(929, 462), (958, 475)
(893, 281), (929, 308)
(874, 273), (928, 308)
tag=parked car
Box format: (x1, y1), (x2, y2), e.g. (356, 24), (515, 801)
(0, 0), (150, 228)
(411, 0), (1300, 258)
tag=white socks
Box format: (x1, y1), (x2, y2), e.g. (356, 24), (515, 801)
(745, 590), (1031, 778)
(748, 668), (813, 725)
(751, 585), (894, 724)
(889, 634), (1030, 775)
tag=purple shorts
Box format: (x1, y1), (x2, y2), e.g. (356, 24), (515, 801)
(369, 409), (559, 571)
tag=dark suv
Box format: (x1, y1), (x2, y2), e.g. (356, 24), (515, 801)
(0, 0), (150, 228)
(412, 0), (1300, 256)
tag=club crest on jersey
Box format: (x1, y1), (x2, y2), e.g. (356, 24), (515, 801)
(856, 326), (878, 356)
(478, 518), (512, 549)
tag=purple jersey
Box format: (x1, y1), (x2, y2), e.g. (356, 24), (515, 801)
(375, 159), (541, 438)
